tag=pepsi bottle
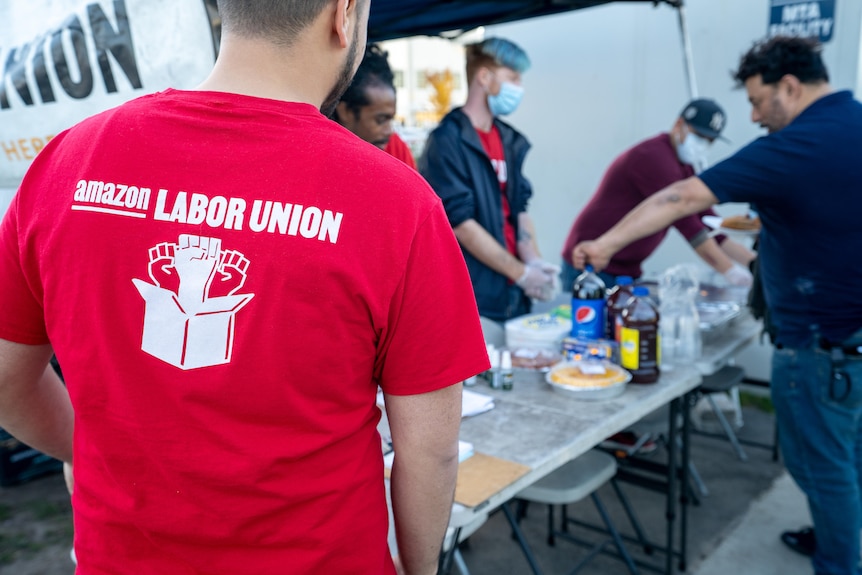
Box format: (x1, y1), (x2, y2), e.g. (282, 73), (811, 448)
(571, 265), (607, 340)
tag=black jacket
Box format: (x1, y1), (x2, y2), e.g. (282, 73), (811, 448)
(419, 108), (533, 321)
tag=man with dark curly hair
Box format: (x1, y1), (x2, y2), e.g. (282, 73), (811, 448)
(574, 35), (862, 575)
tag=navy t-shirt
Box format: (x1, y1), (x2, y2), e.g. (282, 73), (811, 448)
(700, 90), (862, 347)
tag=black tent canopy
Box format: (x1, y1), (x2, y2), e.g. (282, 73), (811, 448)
(367, 0), (697, 98)
(367, 0), (682, 42)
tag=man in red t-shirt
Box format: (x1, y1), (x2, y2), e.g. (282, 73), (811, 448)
(334, 44), (416, 169)
(0, 2), (489, 574)
(420, 38), (558, 322)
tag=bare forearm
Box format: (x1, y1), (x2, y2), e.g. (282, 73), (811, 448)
(516, 212), (541, 263)
(454, 219), (524, 281)
(719, 238), (757, 266)
(385, 385), (462, 575)
(390, 450), (458, 575)
(0, 341), (73, 462)
(599, 177), (716, 254)
(694, 238), (734, 274)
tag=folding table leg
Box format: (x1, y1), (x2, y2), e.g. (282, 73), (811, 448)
(502, 501), (545, 575)
(705, 394), (748, 461)
(591, 493), (639, 575)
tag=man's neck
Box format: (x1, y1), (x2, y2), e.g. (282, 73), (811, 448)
(196, 35), (331, 107)
(795, 82), (834, 118)
(462, 93), (495, 132)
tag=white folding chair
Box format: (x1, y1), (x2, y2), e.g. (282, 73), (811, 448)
(515, 449), (642, 575)
(440, 505), (489, 575)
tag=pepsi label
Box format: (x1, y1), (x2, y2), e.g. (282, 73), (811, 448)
(571, 298), (606, 340)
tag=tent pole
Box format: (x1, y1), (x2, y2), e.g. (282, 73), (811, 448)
(676, 2), (699, 99)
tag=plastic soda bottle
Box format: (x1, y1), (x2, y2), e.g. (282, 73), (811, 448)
(619, 286), (660, 384)
(571, 265), (607, 340)
(605, 276), (634, 341)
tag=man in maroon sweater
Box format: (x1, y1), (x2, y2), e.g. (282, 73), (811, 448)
(560, 99), (754, 289)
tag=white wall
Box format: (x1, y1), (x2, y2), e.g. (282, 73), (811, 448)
(0, 189), (14, 215)
(488, 0), (860, 270)
(486, 0), (862, 380)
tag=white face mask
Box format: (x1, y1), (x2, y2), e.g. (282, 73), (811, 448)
(676, 132), (712, 173)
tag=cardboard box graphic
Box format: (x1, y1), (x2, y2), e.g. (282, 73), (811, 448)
(133, 279), (253, 370)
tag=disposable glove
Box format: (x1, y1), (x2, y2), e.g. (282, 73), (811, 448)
(516, 262), (556, 300)
(723, 262), (753, 287)
(534, 261), (562, 302)
(517, 261), (560, 301)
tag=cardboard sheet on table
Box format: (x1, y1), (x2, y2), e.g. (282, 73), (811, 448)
(386, 452), (531, 508)
(454, 452), (531, 507)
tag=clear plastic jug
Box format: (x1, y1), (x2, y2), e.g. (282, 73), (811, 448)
(658, 264), (702, 369)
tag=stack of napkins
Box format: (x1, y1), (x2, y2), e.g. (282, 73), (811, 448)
(462, 389), (495, 417)
(458, 440), (475, 462)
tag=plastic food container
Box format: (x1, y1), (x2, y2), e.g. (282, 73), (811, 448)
(505, 313), (572, 351)
(545, 360), (631, 401)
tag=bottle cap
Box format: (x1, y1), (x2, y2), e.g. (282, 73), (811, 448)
(618, 276), (633, 285)
(489, 348), (501, 368)
(585, 264), (594, 272)
(501, 350), (512, 369)
(633, 286), (649, 296)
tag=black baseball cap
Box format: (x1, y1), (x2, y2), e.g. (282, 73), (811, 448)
(680, 98), (728, 141)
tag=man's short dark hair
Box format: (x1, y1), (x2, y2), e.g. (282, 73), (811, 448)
(216, 0), (333, 45)
(334, 44), (395, 120)
(733, 35), (829, 87)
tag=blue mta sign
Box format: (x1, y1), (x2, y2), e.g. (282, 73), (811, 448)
(768, 0), (836, 43)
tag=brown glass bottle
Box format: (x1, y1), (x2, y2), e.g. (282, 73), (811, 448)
(605, 276), (634, 341)
(619, 286), (660, 384)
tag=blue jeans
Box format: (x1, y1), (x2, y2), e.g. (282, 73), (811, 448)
(772, 340), (862, 575)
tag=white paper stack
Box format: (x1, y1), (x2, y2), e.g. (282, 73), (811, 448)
(462, 389), (495, 417)
(458, 440), (475, 462)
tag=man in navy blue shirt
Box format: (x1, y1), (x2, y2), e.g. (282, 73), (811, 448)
(574, 36), (862, 575)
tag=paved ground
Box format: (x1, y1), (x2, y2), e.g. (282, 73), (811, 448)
(456, 400), (787, 574)
(693, 472), (811, 575)
(0, 397), (786, 575)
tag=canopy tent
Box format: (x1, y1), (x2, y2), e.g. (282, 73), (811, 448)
(368, 0), (680, 41)
(367, 0), (699, 98)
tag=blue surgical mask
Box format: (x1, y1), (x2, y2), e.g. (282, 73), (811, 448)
(488, 82), (524, 117)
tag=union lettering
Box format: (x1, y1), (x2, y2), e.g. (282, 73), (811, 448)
(0, 0), (142, 110)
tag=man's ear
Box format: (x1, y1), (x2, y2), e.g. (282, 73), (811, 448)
(333, 0), (352, 48)
(670, 117), (685, 142)
(334, 101), (352, 124)
(779, 74), (802, 99)
(476, 66), (494, 90)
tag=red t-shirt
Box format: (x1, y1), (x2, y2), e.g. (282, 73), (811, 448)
(0, 90), (489, 574)
(384, 132), (416, 170)
(561, 133), (717, 278)
(476, 125), (517, 256)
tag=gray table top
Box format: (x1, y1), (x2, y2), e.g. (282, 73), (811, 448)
(457, 365), (701, 517)
(453, 312), (761, 516)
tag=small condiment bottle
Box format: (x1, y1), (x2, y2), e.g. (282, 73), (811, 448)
(489, 348), (502, 389)
(501, 350), (514, 391)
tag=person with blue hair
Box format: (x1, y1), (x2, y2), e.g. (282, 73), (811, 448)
(419, 37), (558, 322)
